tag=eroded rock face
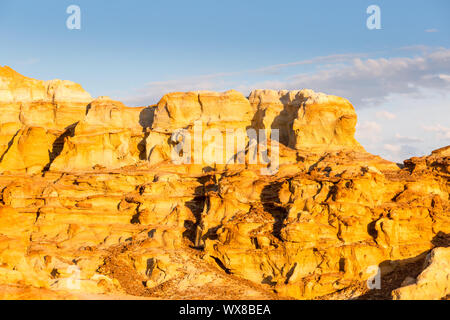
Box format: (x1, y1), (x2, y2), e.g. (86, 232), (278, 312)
(249, 89), (363, 151)
(0, 66), (92, 130)
(152, 90), (254, 132)
(0, 67), (448, 300)
(195, 147), (449, 299)
(0, 127), (53, 174)
(49, 97), (151, 171)
(147, 90), (254, 166)
(392, 247), (450, 300)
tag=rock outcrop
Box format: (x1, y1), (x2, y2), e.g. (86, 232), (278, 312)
(0, 66), (92, 130)
(147, 90), (254, 166)
(392, 247), (450, 300)
(249, 89), (363, 151)
(0, 126), (53, 174)
(0, 67), (448, 300)
(50, 97), (152, 171)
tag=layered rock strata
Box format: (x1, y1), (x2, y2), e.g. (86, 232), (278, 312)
(0, 67), (448, 300)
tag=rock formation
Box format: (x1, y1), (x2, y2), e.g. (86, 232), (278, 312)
(0, 66), (448, 300)
(248, 89), (363, 151)
(392, 247), (450, 300)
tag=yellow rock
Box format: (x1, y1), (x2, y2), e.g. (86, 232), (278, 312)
(392, 247), (450, 300)
(0, 67), (448, 300)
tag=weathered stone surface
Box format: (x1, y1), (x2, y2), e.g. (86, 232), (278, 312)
(49, 97), (151, 171)
(0, 66), (92, 104)
(147, 90), (254, 166)
(249, 89), (363, 151)
(0, 66), (92, 130)
(152, 90), (254, 132)
(392, 247), (450, 300)
(0, 126), (54, 174)
(0, 67), (448, 300)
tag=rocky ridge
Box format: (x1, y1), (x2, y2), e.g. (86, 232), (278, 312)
(0, 66), (448, 300)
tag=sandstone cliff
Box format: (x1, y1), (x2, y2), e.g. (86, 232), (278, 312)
(248, 89), (363, 151)
(0, 67), (448, 300)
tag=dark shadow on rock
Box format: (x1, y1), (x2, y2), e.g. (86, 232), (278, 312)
(249, 92), (299, 149)
(130, 211), (140, 224)
(42, 122), (78, 174)
(367, 220), (378, 241)
(270, 110), (297, 149)
(0, 129), (20, 163)
(137, 130), (150, 161)
(183, 174), (219, 249)
(85, 102), (92, 115)
(183, 177), (208, 248)
(137, 106), (156, 161)
(357, 251), (429, 300)
(432, 231), (450, 248)
(211, 256), (231, 274)
(285, 263), (297, 284)
(308, 154), (328, 172)
(261, 181), (287, 240)
(139, 106), (155, 129)
(357, 232), (450, 300)
(262, 275), (277, 286)
(396, 163), (405, 169)
(339, 258), (346, 273)
(183, 194), (205, 246)
(145, 258), (155, 277)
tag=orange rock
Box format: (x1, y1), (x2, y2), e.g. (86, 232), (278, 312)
(0, 67), (448, 300)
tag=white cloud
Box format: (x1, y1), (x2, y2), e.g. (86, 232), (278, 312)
(356, 121), (382, 143)
(376, 110), (396, 120)
(382, 144), (422, 163)
(121, 75), (231, 106)
(357, 121), (381, 132)
(422, 124), (450, 140)
(383, 144), (401, 153)
(356, 91), (449, 163)
(272, 48), (450, 107)
(425, 29), (439, 33)
(119, 53), (368, 106)
(15, 58), (40, 66)
(119, 47), (450, 109)
(438, 74), (450, 82)
(115, 46), (450, 165)
(247, 53), (367, 75)
(394, 133), (424, 143)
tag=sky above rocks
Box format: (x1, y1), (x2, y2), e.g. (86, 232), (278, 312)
(1, 0), (449, 162)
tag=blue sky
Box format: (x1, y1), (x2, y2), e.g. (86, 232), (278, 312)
(1, 0), (449, 162)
